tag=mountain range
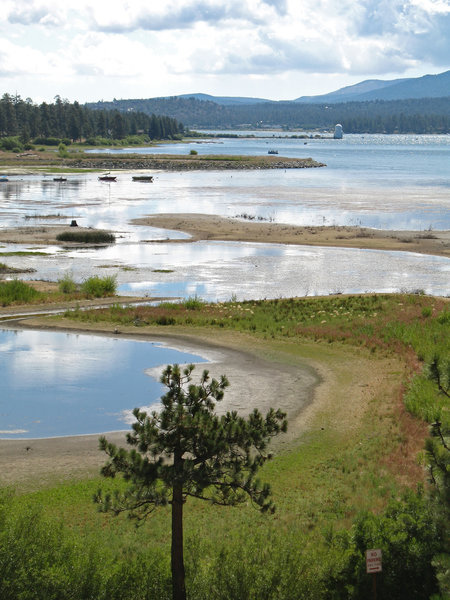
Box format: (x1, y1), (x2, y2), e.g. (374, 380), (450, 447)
(174, 70), (450, 105)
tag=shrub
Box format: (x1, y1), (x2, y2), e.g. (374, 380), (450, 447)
(0, 280), (40, 305)
(80, 275), (117, 297)
(56, 230), (115, 244)
(328, 490), (441, 599)
(0, 137), (22, 151)
(183, 295), (204, 310)
(189, 149), (198, 155)
(58, 143), (69, 158)
(58, 272), (78, 294)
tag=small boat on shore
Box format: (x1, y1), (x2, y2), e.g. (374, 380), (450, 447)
(98, 173), (117, 182)
(132, 175), (153, 182)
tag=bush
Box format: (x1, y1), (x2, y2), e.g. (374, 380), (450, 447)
(58, 143), (69, 158)
(58, 272), (77, 294)
(328, 490), (442, 599)
(80, 275), (117, 297)
(0, 280), (40, 305)
(56, 230), (115, 244)
(32, 137), (71, 146)
(189, 149), (198, 155)
(183, 295), (204, 310)
(0, 137), (22, 151)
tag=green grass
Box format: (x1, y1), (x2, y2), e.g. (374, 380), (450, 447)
(0, 251), (48, 256)
(0, 279), (41, 305)
(58, 273), (117, 298)
(56, 230), (115, 244)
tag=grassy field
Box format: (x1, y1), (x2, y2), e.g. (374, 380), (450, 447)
(1, 292), (448, 598)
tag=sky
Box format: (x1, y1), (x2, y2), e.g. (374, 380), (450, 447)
(1, 0), (449, 104)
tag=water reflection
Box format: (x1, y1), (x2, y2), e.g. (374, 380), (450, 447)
(0, 329), (207, 438)
(1, 135), (449, 298)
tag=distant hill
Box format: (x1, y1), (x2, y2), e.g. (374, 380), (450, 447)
(86, 71), (450, 133)
(176, 93), (271, 105)
(295, 70), (450, 103)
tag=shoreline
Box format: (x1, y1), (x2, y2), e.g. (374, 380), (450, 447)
(0, 314), (416, 491)
(134, 213), (450, 258)
(0, 154), (325, 172)
(0, 325), (319, 488)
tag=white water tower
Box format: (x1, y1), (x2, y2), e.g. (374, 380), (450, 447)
(334, 124), (343, 139)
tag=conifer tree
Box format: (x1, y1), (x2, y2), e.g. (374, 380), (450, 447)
(95, 363), (287, 600)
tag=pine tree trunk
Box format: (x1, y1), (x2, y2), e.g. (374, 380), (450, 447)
(171, 458), (186, 600)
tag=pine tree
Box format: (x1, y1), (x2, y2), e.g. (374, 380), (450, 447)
(95, 363), (287, 600)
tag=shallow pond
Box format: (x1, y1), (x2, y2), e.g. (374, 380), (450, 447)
(0, 328), (207, 438)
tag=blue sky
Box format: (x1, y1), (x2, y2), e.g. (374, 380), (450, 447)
(2, 0), (449, 103)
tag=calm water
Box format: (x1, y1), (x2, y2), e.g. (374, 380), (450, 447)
(1, 135), (449, 438)
(1, 133), (449, 298)
(8, 239), (450, 300)
(0, 328), (207, 438)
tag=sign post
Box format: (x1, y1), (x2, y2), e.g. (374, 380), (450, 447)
(366, 549), (382, 600)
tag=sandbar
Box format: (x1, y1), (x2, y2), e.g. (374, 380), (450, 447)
(135, 214), (450, 258)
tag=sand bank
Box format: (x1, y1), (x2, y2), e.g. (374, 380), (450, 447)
(134, 214), (450, 258)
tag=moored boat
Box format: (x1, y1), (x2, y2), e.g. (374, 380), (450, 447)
(132, 175), (153, 182)
(98, 173), (117, 182)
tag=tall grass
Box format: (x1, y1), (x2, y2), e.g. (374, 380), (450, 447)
(56, 230), (115, 244)
(80, 275), (117, 297)
(0, 279), (41, 305)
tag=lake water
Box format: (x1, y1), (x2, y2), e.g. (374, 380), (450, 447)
(0, 328), (207, 438)
(1, 133), (449, 299)
(1, 133), (449, 438)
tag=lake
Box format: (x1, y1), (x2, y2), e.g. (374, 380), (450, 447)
(1, 133), (449, 299)
(1, 133), (449, 438)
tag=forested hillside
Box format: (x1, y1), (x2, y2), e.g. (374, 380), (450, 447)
(0, 93), (184, 143)
(87, 96), (450, 133)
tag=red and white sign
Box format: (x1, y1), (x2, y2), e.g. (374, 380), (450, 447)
(366, 549), (382, 573)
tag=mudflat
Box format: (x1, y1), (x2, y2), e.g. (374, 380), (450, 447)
(1, 215), (449, 257)
(135, 213), (450, 257)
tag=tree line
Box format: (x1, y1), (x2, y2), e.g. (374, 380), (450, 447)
(88, 95), (450, 133)
(0, 93), (184, 143)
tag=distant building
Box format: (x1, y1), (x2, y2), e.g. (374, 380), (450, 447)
(334, 124), (343, 139)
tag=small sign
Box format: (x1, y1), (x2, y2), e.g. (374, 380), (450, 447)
(366, 549), (382, 573)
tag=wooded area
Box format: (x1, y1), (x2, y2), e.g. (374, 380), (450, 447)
(0, 93), (184, 143)
(87, 95), (450, 133)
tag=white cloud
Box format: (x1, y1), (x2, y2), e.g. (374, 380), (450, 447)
(0, 0), (448, 101)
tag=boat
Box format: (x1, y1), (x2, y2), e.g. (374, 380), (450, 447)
(268, 149), (278, 155)
(0, 176), (9, 182)
(132, 175), (153, 182)
(53, 177), (67, 182)
(98, 173), (117, 182)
